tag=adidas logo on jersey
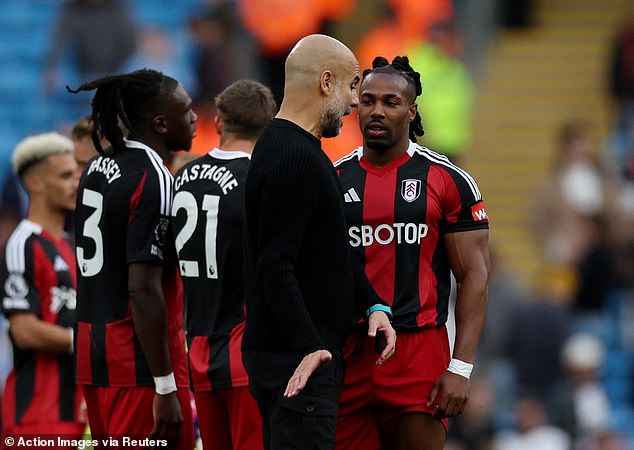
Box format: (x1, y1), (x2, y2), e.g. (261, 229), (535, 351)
(344, 188), (361, 203)
(53, 255), (69, 272)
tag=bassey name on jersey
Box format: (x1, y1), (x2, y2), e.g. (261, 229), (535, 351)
(174, 163), (239, 194)
(86, 156), (122, 184)
(349, 223), (429, 247)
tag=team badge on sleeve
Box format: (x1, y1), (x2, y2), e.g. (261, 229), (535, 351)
(401, 179), (421, 203)
(471, 202), (488, 221)
(4, 273), (28, 298)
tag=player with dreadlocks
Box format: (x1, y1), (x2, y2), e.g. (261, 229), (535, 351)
(70, 69), (197, 447)
(333, 56), (490, 450)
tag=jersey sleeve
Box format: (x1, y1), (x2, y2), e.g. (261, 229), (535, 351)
(254, 149), (325, 352)
(441, 165), (489, 233)
(1, 238), (40, 317)
(127, 167), (174, 265)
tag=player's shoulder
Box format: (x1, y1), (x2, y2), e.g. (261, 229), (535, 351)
(4, 220), (41, 272)
(411, 143), (483, 200)
(333, 146), (363, 169)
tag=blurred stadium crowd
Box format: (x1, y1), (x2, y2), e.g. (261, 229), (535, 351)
(0, 0), (633, 449)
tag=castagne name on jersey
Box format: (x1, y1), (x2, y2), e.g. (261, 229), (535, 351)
(174, 163), (239, 194)
(86, 156), (122, 184)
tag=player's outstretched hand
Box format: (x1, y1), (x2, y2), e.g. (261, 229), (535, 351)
(284, 349), (332, 398)
(151, 392), (183, 445)
(367, 310), (396, 366)
(427, 371), (470, 418)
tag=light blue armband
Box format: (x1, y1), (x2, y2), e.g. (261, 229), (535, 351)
(366, 304), (393, 320)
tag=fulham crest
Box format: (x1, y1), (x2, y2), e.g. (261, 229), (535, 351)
(401, 179), (421, 203)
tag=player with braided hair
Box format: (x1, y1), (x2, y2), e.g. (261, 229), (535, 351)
(334, 56), (490, 450)
(70, 69), (197, 447)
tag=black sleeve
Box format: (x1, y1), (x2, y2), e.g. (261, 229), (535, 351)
(254, 148), (324, 352)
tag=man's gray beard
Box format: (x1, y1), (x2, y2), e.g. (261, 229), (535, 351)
(321, 108), (342, 138)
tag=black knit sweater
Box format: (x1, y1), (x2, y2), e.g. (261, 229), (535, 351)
(242, 119), (380, 353)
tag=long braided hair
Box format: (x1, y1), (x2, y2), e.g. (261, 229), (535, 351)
(67, 69), (177, 155)
(363, 56), (424, 141)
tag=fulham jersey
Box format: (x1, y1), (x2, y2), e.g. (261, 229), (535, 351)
(172, 149), (250, 391)
(335, 141), (489, 330)
(1, 220), (82, 427)
(74, 139), (188, 388)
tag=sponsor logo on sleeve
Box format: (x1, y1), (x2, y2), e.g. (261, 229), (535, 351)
(471, 202), (488, 221)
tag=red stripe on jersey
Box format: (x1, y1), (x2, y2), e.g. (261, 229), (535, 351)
(442, 168), (463, 224)
(417, 168), (444, 326)
(361, 163), (398, 304)
(22, 355), (61, 424)
(31, 241), (56, 324)
(163, 266), (189, 387)
(76, 322), (92, 382)
(2, 372), (17, 428)
(105, 318), (137, 385)
(128, 172), (147, 225)
(189, 336), (212, 391)
(228, 322), (249, 388)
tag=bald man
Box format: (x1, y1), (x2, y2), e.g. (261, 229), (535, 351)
(242, 34), (396, 450)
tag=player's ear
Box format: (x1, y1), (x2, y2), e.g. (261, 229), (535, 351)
(214, 115), (224, 135)
(408, 103), (417, 123)
(320, 70), (334, 96)
(152, 115), (168, 134)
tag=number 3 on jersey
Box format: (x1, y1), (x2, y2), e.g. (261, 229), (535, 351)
(172, 191), (219, 279)
(76, 188), (104, 277)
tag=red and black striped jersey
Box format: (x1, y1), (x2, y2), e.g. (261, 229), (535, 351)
(1, 220), (82, 427)
(334, 142), (489, 330)
(74, 139), (188, 388)
(172, 149), (250, 391)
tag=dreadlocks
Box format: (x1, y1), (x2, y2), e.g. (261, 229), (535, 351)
(363, 56), (424, 141)
(66, 69), (178, 155)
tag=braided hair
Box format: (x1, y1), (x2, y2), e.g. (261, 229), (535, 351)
(67, 69), (177, 155)
(363, 56), (424, 141)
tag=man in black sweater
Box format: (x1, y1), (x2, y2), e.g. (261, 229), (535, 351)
(243, 34), (396, 450)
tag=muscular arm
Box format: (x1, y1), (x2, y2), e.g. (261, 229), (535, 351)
(128, 262), (182, 443)
(428, 228), (489, 418)
(446, 228), (489, 364)
(128, 263), (173, 377)
(9, 313), (72, 353)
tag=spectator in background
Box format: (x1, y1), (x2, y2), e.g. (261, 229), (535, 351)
(506, 269), (573, 400)
(0, 132), (84, 446)
(188, 1), (257, 157)
(531, 121), (613, 317)
(492, 395), (570, 450)
(236, 0), (356, 104)
(445, 377), (496, 450)
(354, 0), (453, 71)
(550, 333), (613, 445)
(608, 1), (634, 173)
(44, 0), (136, 120)
(123, 27), (196, 100)
(45, 0), (136, 85)
(476, 246), (529, 428)
(408, 20), (475, 164)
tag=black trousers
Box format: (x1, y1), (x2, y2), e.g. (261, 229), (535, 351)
(243, 350), (344, 450)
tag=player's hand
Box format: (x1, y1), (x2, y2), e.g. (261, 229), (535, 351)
(427, 371), (470, 418)
(284, 349), (332, 398)
(150, 391), (183, 445)
(367, 311), (396, 366)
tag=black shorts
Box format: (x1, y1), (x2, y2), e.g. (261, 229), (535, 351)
(243, 350), (344, 450)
